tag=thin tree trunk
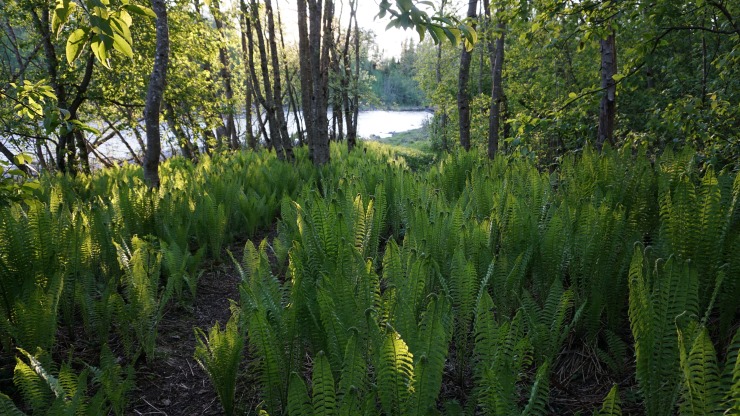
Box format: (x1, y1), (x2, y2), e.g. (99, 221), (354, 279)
(297, 0), (316, 158)
(277, 7), (304, 148)
(344, 0), (360, 150)
(245, 0), (281, 156)
(436, 1), (448, 152)
(211, 0), (239, 149)
(457, 0), (478, 151)
(165, 102), (195, 159)
(485, 0), (505, 159)
(238, 6), (256, 150)
(31, 8), (96, 174)
(597, 30), (617, 150)
(300, 0), (332, 165)
(264, 0), (293, 160)
(143, 0), (169, 188)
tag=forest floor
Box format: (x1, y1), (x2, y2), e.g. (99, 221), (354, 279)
(126, 225), (278, 415)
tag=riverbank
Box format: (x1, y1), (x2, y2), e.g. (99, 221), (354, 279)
(370, 126), (432, 152)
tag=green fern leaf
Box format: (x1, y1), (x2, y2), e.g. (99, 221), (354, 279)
(312, 351), (337, 416)
(522, 362), (550, 416)
(288, 372), (313, 416)
(338, 331), (366, 416)
(678, 326), (722, 415)
(194, 312), (244, 416)
(593, 385), (621, 416)
(410, 295), (452, 416)
(378, 330), (415, 415)
(0, 392), (26, 415)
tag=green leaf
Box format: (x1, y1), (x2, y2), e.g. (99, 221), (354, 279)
(111, 33), (133, 58)
(52, 0), (77, 38)
(612, 73), (625, 82)
(14, 153), (33, 165)
(122, 4), (156, 18)
(66, 27), (89, 63)
(0, 392), (26, 416)
(568, 92), (578, 99)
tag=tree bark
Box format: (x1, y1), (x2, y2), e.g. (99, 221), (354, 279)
(264, 0), (293, 160)
(297, 0), (316, 158)
(457, 0), (478, 151)
(485, 0), (505, 159)
(298, 0), (332, 165)
(238, 5), (256, 150)
(31, 8), (96, 174)
(0, 141), (31, 174)
(597, 30), (617, 150)
(343, 0), (360, 151)
(143, 0), (169, 188)
(247, 0), (284, 159)
(211, 0), (239, 150)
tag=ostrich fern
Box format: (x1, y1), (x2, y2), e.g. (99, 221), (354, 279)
(194, 311), (244, 416)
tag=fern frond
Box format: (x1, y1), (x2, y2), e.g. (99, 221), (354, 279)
(338, 330), (366, 416)
(288, 372), (313, 416)
(522, 362), (550, 416)
(378, 330), (415, 416)
(312, 351), (337, 416)
(410, 295), (452, 416)
(678, 325), (722, 416)
(593, 385), (621, 416)
(194, 311), (244, 416)
(0, 393), (25, 416)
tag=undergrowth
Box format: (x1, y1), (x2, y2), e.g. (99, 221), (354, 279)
(1, 142), (738, 415)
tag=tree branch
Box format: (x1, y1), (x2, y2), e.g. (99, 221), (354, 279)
(707, 0), (740, 38)
(660, 25), (736, 35)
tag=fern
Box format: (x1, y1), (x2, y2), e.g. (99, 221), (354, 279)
(288, 372), (313, 416)
(409, 295), (452, 416)
(116, 236), (165, 360)
(378, 330), (415, 416)
(677, 324), (723, 415)
(0, 393), (25, 416)
(628, 248), (699, 416)
(194, 310), (245, 416)
(522, 361), (550, 416)
(337, 330), (366, 416)
(593, 385), (621, 416)
(312, 351), (337, 416)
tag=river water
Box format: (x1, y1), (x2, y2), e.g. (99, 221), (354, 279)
(91, 109), (432, 161)
(1, 110), (432, 168)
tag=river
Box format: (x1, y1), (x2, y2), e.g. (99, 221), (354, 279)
(91, 109), (432, 161)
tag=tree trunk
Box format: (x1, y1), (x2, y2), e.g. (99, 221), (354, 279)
(457, 0), (478, 151)
(344, 0), (360, 151)
(31, 8), (96, 174)
(264, 0), (293, 160)
(436, 1), (448, 152)
(299, 0), (332, 165)
(143, 0), (169, 188)
(211, 0), (239, 150)
(597, 30), (617, 150)
(165, 102), (195, 159)
(245, 0), (281, 157)
(297, 0), (316, 157)
(238, 6), (256, 150)
(277, 7), (304, 148)
(485, 0), (505, 159)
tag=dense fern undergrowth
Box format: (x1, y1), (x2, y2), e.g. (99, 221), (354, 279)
(0, 142), (738, 415)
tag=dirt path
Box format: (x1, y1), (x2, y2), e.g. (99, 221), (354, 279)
(127, 246), (245, 415)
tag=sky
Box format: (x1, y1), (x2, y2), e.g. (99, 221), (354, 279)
(277, 0), (425, 58)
